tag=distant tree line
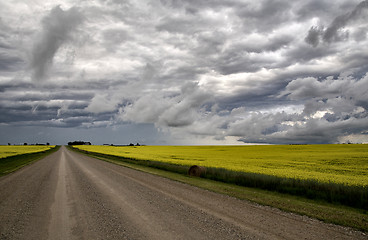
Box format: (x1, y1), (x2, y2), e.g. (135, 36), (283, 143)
(103, 143), (141, 146)
(8, 143), (50, 146)
(68, 141), (91, 145)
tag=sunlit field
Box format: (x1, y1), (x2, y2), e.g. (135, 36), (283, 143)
(75, 144), (368, 187)
(0, 145), (55, 158)
(0, 145), (59, 177)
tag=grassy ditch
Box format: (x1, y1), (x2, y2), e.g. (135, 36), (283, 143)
(70, 146), (368, 232)
(0, 145), (60, 176)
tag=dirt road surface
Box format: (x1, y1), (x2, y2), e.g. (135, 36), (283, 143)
(0, 146), (366, 239)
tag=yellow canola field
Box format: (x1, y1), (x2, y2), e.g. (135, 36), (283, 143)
(75, 144), (368, 186)
(0, 145), (55, 158)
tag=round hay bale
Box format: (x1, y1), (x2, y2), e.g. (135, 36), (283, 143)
(188, 165), (206, 177)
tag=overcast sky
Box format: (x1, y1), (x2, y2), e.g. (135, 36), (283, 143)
(1, 0), (368, 145)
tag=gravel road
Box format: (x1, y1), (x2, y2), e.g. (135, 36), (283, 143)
(0, 146), (366, 240)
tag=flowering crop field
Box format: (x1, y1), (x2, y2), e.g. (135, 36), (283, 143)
(0, 145), (55, 158)
(75, 144), (368, 187)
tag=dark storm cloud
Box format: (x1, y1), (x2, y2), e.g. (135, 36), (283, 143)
(305, 26), (324, 47)
(0, 79), (94, 128)
(305, 0), (368, 47)
(0, 22), (26, 72)
(30, 6), (83, 81)
(280, 74), (368, 104)
(296, 0), (330, 20)
(269, 74), (368, 143)
(323, 0), (368, 42)
(1, 0), (368, 145)
(235, 0), (292, 32)
(0, 54), (24, 71)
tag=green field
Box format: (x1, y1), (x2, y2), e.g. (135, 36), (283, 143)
(74, 144), (368, 186)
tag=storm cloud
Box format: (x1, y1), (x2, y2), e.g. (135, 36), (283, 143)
(30, 5), (83, 81)
(0, 0), (368, 145)
(305, 0), (368, 47)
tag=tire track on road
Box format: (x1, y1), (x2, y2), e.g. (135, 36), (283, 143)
(48, 150), (74, 240)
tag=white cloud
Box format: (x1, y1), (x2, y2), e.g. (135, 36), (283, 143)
(85, 93), (120, 114)
(119, 82), (212, 128)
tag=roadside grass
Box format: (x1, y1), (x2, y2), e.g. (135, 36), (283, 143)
(69, 146), (368, 232)
(0, 146), (60, 177)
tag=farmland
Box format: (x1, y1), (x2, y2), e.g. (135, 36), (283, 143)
(74, 144), (368, 187)
(73, 144), (368, 210)
(0, 145), (55, 158)
(2, 146), (367, 238)
(0, 145), (58, 176)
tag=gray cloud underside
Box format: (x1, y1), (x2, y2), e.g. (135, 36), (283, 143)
(305, 0), (368, 47)
(30, 6), (83, 81)
(1, 0), (368, 144)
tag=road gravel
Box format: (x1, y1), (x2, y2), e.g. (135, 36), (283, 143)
(0, 146), (366, 239)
